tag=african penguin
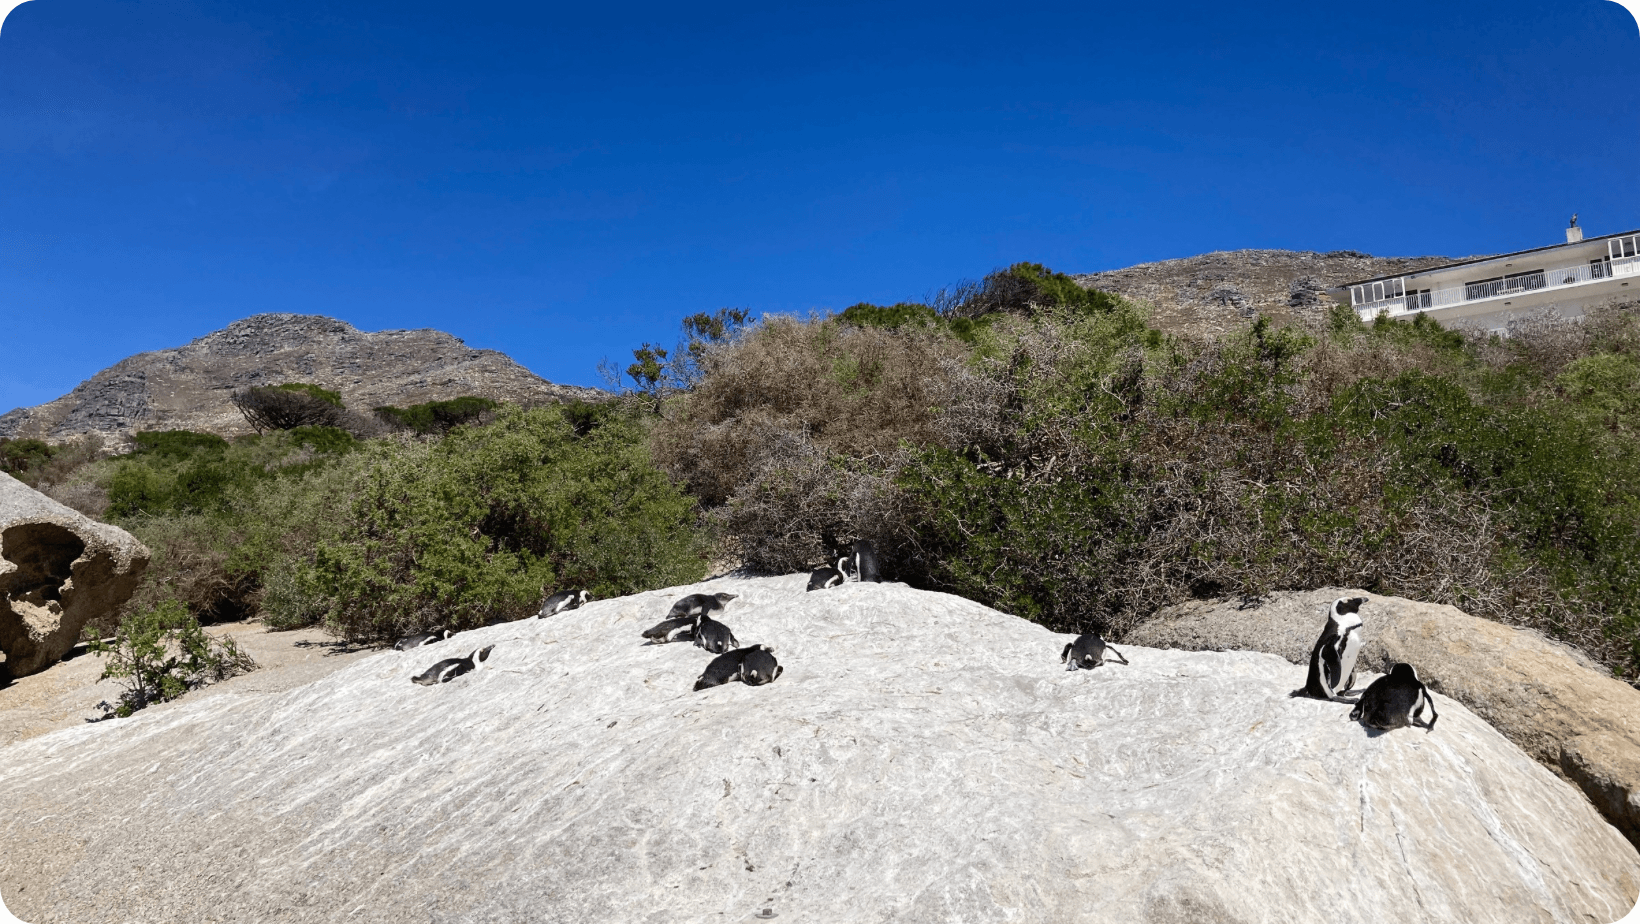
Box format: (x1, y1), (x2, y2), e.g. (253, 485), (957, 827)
(1060, 633), (1129, 671)
(851, 540), (882, 583)
(1350, 663), (1439, 731)
(807, 557), (848, 592)
(393, 628), (450, 651)
(739, 645), (783, 686)
(693, 612), (740, 655)
(1297, 596), (1366, 701)
(537, 589), (590, 618)
(693, 645), (781, 691)
(411, 645), (494, 686)
(641, 615), (697, 644)
(666, 592), (737, 620)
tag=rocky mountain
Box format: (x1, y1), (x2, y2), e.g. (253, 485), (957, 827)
(0, 314), (603, 448)
(1074, 249), (1476, 337)
(0, 574), (1634, 923)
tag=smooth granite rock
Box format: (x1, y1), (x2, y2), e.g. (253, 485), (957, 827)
(0, 576), (1634, 924)
(1127, 588), (1640, 849)
(0, 473), (149, 678)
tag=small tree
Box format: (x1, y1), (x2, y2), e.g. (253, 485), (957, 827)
(231, 384), (345, 432)
(89, 600), (257, 717)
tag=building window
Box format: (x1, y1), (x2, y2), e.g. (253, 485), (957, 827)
(1466, 277), (1505, 301)
(1409, 289), (1431, 309)
(1613, 236), (1638, 260)
(1504, 269), (1546, 292)
(1593, 257), (1612, 279)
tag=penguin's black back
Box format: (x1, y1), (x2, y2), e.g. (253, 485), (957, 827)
(740, 646), (782, 685)
(852, 540), (882, 583)
(694, 648), (750, 691)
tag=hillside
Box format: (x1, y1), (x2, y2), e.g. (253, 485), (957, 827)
(0, 314), (602, 448)
(1073, 249), (1473, 336)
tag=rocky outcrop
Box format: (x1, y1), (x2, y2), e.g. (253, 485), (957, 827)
(0, 314), (605, 449)
(1074, 249), (1470, 337)
(1127, 588), (1640, 849)
(0, 576), (1633, 923)
(0, 473), (149, 678)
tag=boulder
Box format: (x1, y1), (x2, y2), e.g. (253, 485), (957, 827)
(1126, 588), (1640, 848)
(0, 472), (149, 678)
(0, 576), (1634, 923)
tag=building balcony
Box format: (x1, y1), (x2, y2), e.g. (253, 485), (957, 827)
(1355, 255), (1640, 321)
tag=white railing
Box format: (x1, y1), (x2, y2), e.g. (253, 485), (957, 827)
(1356, 255), (1640, 320)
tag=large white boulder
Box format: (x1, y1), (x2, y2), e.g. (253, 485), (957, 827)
(0, 576), (1634, 923)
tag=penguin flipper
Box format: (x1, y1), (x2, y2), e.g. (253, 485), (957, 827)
(1105, 645), (1130, 666)
(1061, 643), (1073, 663)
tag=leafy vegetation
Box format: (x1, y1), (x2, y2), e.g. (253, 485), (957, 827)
(231, 383), (347, 432)
(88, 599), (256, 717)
(305, 405), (707, 641)
(373, 396), (499, 434)
(647, 263), (1640, 683)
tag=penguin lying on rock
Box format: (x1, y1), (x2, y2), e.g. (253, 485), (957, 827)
(693, 612), (740, 654)
(641, 615), (697, 644)
(666, 592), (737, 620)
(1061, 633), (1129, 671)
(1350, 663), (1439, 732)
(412, 646), (494, 685)
(538, 589), (589, 618)
(807, 558), (848, 591)
(694, 645), (782, 692)
(394, 628), (450, 651)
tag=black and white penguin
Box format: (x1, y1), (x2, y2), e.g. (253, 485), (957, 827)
(851, 540), (882, 583)
(1350, 663), (1439, 731)
(393, 628), (450, 651)
(807, 557), (848, 592)
(537, 589), (590, 618)
(641, 615), (697, 644)
(666, 592), (737, 620)
(411, 645), (494, 685)
(1060, 633), (1129, 671)
(1297, 596), (1367, 701)
(693, 645), (781, 691)
(739, 645), (783, 686)
(693, 612), (740, 655)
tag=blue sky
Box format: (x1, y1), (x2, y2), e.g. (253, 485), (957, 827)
(0, 0), (1636, 409)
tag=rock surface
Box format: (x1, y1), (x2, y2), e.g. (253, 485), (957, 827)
(1, 576), (1634, 923)
(1127, 588), (1640, 849)
(1074, 249), (1468, 337)
(0, 473), (148, 678)
(0, 314), (603, 449)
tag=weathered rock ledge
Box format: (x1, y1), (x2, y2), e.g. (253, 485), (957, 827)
(1128, 588), (1640, 850)
(0, 473), (148, 678)
(0, 577), (1633, 923)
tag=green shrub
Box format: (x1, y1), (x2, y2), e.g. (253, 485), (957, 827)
(373, 396), (499, 435)
(132, 430), (230, 458)
(0, 438), (55, 480)
(274, 382), (343, 407)
(308, 405), (708, 641)
(88, 599), (256, 717)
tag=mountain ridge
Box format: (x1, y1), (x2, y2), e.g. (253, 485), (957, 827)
(0, 313), (602, 448)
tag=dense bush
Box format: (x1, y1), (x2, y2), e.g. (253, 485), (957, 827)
(373, 396), (498, 434)
(305, 405), (708, 642)
(0, 437), (55, 480)
(89, 599), (256, 717)
(231, 384), (346, 432)
(656, 271), (1640, 682)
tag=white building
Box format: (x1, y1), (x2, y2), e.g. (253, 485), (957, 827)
(1344, 224), (1640, 331)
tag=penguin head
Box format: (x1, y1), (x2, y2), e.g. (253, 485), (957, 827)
(474, 645), (495, 665)
(576, 590), (590, 605)
(1335, 597), (1366, 616)
(1389, 662), (1418, 683)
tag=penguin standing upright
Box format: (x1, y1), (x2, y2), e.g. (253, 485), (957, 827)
(851, 540), (882, 583)
(1297, 597), (1367, 701)
(1350, 663), (1439, 731)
